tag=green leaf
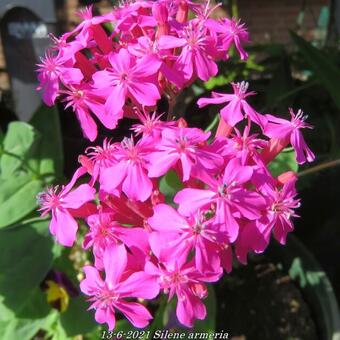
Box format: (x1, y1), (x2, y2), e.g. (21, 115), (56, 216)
(29, 105), (63, 180)
(159, 170), (183, 203)
(268, 148), (298, 177)
(0, 122), (38, 178)
(291, 31), (340, 110)
(0, 311), (57, 340)
(0, 175), (43, 228)
(60, 296), (97, 336)
(0, 219), (54, 312)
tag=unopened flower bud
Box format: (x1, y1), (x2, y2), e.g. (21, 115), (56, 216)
(277, 171), (297, 185)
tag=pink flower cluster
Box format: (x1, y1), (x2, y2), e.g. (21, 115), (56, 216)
(37, 0), (248, 141)
(37, 0), (315, 332)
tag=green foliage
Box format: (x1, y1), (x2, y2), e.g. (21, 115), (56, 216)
(268, 148), (298, 177)
(0, 122), (38, 177)
(0, 219), (54, 312)
(291, 31), (340, 110)
(29, 105), (64, 180)
(60, 296), (97, 336)
(0, 105), (63, 229)
(0, 175), (43, 228)
(0, 105), (72, 339)
(159, 170), (184, 203)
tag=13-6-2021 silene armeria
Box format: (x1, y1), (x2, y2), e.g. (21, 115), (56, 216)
(153, 330), (229, 339)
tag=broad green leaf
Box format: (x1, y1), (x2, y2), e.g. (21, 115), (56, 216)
(46, 315), (71, 340)
(0, 122), (38, 178)
(0, 289), (56, 340)
(60, 296), (97, 336)
(0, 219), (54, 312)
(0, 312), (57, 340)
(0, 175), (43, 228)
(29, 105), (63, 180)
(291, 31), (340, 110)
(268, 148), (298, 177)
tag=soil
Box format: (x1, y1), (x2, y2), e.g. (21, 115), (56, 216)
(215, 255), (319, 340)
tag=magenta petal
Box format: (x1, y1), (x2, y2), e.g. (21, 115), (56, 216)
(220, 245), (233, 273)
(223, 158), (253, 185)
(115, 301), (153, 328)
(147, 152), (179, 178)
(128, 81), (160, 106)
(158, 35), (186, 49)
(100, 163), (128, 194)
(80, 265), (104, 295)
(175, 47), (194, 80)
(103, 244), (127, 287)
(118, 271), (160, 299)
(215, 200), (239, 242)
(50, 208), (78, 247)
(148, 204), (188, 232)
(180, 153), (193, 182)
(95, 307), (116, 331)
(194, 51), (218, 81)
(176, 291), (206, 327)
(105, 85), (126, 118)
(132, 54), (162, 78)
(62, 184), (95, 209)
(174, 188), (216, 216)
(220, 99), (243, 126)
(60, 67), (83, 84)
(197, 94), (230, 108)
(122, 163), (152, 201)
(108, 49), (132, 73)
(291, 130), (315, 164)
(75, 107), (98, 141)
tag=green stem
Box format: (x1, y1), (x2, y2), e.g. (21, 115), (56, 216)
(231, 0), (239, 18)
(205, 114), (220, 132)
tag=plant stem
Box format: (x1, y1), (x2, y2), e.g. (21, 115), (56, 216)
(205, 114), (220, 132)
(298, 158), (340, 177)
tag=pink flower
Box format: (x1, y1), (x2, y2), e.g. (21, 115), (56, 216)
(148, 204), (221, 273)
(84, 138), (117, 184)
(92, 49), (162, 121)
(147, 127), (222, 181)
(158, 21), (218, 82)
(175, 158), (265, 242)
(224, 126), (267, 165)
(83, 211), (149, 269)
(37, 168), (95, 246)
(261, 179), (300, 244)
(80, 244), (159, 330)
(62, 84), (117, 141)
(197, 81), (265, 128)
(37, 52), (83, 106)
(264, 108), (315, 164)
(131, 110), (175, 141)
(100, 137), (153, 201)
(145, 257), (221, 328)
(206, 18), (249, 60)
(235, 220), (271, 264)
